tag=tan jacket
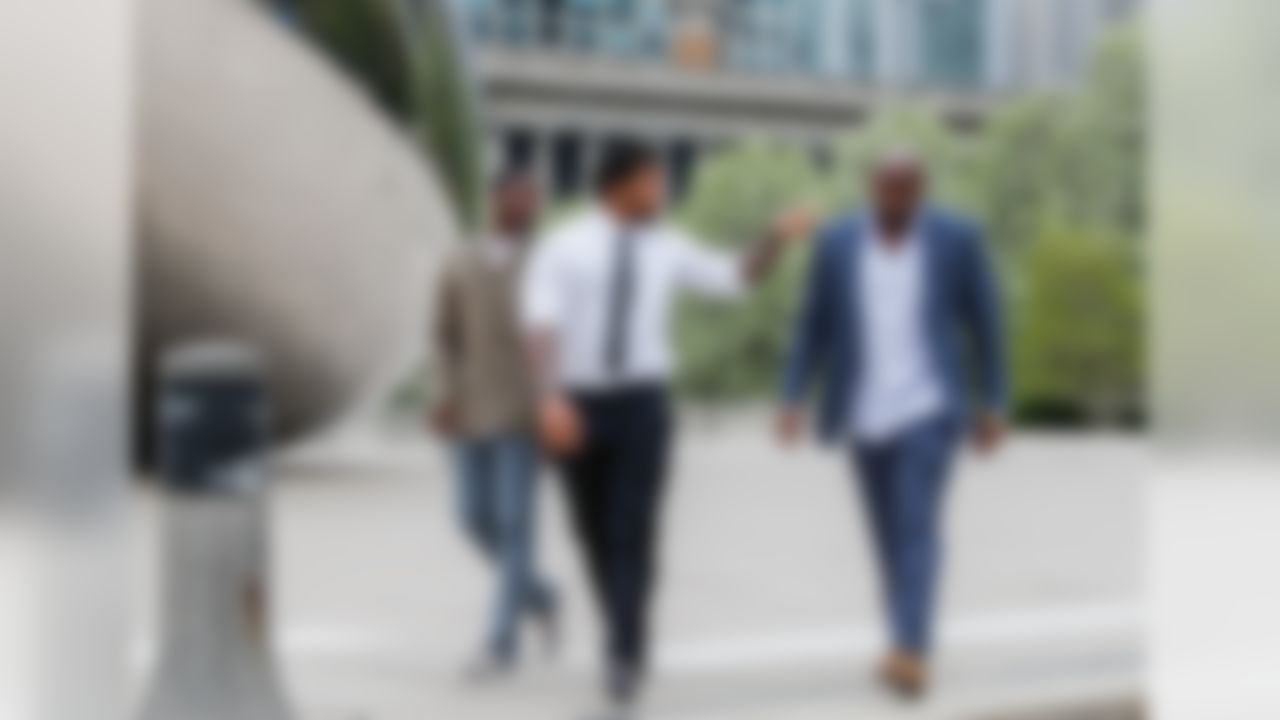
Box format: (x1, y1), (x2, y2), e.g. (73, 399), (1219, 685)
(432, 241), (534, 437)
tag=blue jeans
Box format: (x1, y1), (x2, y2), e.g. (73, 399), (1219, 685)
(454, 431), (556, 659)
(851, 417), (959, 655)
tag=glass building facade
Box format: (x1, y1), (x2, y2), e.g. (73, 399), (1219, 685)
(456, 0), (991, 86)
(719, 0), (822, 74)
(451, 0), (1139, 205)
(456, 0), (1137, 90)
(918, 0), (987, 87)
(460, 0), (668, 60)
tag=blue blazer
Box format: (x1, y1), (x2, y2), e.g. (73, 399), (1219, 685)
(780, 208), (1008, 443)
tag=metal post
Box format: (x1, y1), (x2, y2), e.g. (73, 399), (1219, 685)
(139, 341), (293, 720)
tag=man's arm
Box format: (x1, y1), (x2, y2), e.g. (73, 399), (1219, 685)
(523, 329), (581, 456)
(775, 228), (830, 444)
(523, 329), (558, 401)
(676, 207), (816, 300)
(742, 207), (815, 287)
(519, 238), (583, 456)
(959, 225), (1008, 452)
(429, 260), (463, 435)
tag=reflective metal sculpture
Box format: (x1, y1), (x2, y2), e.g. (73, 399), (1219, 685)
(137, 0), (479, 449)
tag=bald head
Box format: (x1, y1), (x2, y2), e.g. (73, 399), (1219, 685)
(870, 148), (927, 238)
(873, 146), (925, 176)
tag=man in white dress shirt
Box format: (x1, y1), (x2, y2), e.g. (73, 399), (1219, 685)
(777, 151), (1007, 699)
(521, 140), (812, 711)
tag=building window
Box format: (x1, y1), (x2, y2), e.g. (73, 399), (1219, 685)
(918, 0), (986, 88)
(502, 128), (536, 174)
(668, 139), (699, 202)
(722, 0), (822, 74)
(551, 131), (584, 200)
(461, 0), (667, 59)
(847, 0), (876, 80)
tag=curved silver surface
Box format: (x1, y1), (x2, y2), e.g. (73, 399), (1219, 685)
(138, 0), (458, 443)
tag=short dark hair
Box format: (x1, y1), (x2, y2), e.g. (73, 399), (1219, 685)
(594, 139), (660, 194)
(491, 166), (531, 194)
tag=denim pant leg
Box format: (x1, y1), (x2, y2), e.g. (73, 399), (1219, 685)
(885, 420), (958, 655)
(851, 445), (900, 625)
(454, 439), (499, 561)
(487, 432), (554, 657)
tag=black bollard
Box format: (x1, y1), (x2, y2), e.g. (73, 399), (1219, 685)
(139, 341), (294, 720)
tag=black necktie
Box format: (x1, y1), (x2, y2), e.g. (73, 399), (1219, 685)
(604, 228), (636, 377)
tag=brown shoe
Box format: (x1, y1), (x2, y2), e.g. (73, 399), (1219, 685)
(877, 650), (928, 700)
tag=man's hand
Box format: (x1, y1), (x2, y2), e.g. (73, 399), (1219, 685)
(771, 205), (818, 243)
(537, 394), (583, 458)
(972, 412), (1006, 455)
(429, 401), (461, 437)
(775, 407), (805, 447)
(745, 206), (820, 286)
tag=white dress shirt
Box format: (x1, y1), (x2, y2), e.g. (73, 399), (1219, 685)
(521, 207), (744, 391)
(853, 227), (945, 443)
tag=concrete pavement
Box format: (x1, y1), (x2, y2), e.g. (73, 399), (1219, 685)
(131, 418), (1144, 719)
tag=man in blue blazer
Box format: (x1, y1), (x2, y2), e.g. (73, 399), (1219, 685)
(776, 151), (1008, 698)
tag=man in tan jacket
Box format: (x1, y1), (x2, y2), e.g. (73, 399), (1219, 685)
(431, 171), (559, 680)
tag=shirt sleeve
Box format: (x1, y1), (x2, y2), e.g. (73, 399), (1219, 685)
(670, 230), (745, 300)
(430, 255), (464, 404)
(520, 235), (565, 333)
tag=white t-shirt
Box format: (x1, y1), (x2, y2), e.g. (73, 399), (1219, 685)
(853, 228), (945, 442)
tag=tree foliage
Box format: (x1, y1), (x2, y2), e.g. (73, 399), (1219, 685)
(822, 106), (986, 219)
(1013, 223), (1143, 425)
(976, 25), (1145, 265)
(674, 25), (1147, 426)
(1061, 27), (1146, 247)
(673, 142), (825, 401)
(402, 0), (487, 232)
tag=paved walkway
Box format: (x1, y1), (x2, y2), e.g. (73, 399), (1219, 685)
(131, 420), (1144, 719)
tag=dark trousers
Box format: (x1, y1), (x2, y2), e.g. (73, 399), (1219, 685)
(558, 384), (673, 669)
(851, 416), (959, 655)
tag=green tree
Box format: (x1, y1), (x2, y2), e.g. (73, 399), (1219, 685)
(1013, 223), (1144, 425)
(976, 94), (1070, 261)
(1059, 25), (1146, 249)
(674, 142), (825, 402)
(978, 24), (1145, 264)
(399, 0), (487, 232)
(823, 107), (985, 219)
